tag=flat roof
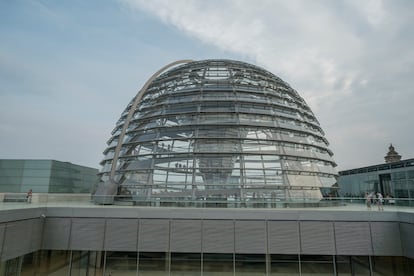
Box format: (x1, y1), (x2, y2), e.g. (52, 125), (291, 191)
(339, 158), (414, 176)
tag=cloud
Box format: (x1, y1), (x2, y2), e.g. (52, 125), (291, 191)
(1, 1), (412, 170)
(348, 0), (386, 27)
(122, 0), (414, 169)
(121, 0), (365, 100)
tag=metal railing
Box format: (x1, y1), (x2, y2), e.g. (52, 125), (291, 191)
(1, 193), (414, 211)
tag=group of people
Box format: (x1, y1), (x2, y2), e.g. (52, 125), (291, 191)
(365, 191), (384, 211)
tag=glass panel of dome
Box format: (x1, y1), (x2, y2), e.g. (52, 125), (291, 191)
(108, 139), (118, 147)
(100, 163), (111, 173)
(265, 176), (284, 185)
(153, 169), (167, 182)
(167, 170), (191, 183)
(290, 174), (322, 188)
(196, 140), (239, 153)
(319, 165), (337, 175)
(136, 144), (152, 155)
(263, 161), (281, 170)
(127, 157), (150, 170)
(169, 140), (191, 153)
(259, 145), (278, 153)
(320, 176), (337, 188)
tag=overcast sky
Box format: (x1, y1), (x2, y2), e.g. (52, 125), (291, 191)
(1, 0), (413, 171)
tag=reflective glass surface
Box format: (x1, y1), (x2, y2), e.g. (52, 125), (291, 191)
(8, 251), (414, 276)
(338, 161), (414, 206)
(0, 160), (98, 194)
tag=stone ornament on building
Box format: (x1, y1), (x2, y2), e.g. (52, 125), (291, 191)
(384, 143), (402, 163)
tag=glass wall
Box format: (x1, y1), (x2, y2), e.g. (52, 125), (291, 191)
(270, 254), (299, 275)
(203, 253), (233, 275)
(300, 255), (334, 275)
(338, 159), (414, 206)
(171, 253), (201, 276)
(49, 161), (99, 193)
(105, 251), (137, 276)
(0, 159), (98, 194)
(138, 252), (167, 275)
(0, 160), (52, 193)
(234, 254), (266, 275)
(2, 251), (413, 276)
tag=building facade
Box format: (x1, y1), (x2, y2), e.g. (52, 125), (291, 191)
(338, 158), (414, 205)
(0, 159), (99, 194)
(0, 206), (414, 275)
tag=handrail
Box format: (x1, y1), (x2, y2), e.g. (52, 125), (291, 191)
(3, 193), (414, 210)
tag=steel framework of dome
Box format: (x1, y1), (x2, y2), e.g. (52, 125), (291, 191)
(95, 59), (337, 205)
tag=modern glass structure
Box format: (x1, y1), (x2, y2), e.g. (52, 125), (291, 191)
(95, 59), (337, 204)
(0, 159), (99, 194)
(338, 158), (414, 205)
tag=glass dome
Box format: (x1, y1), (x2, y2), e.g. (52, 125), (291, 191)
(95, 59), (337, 205)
